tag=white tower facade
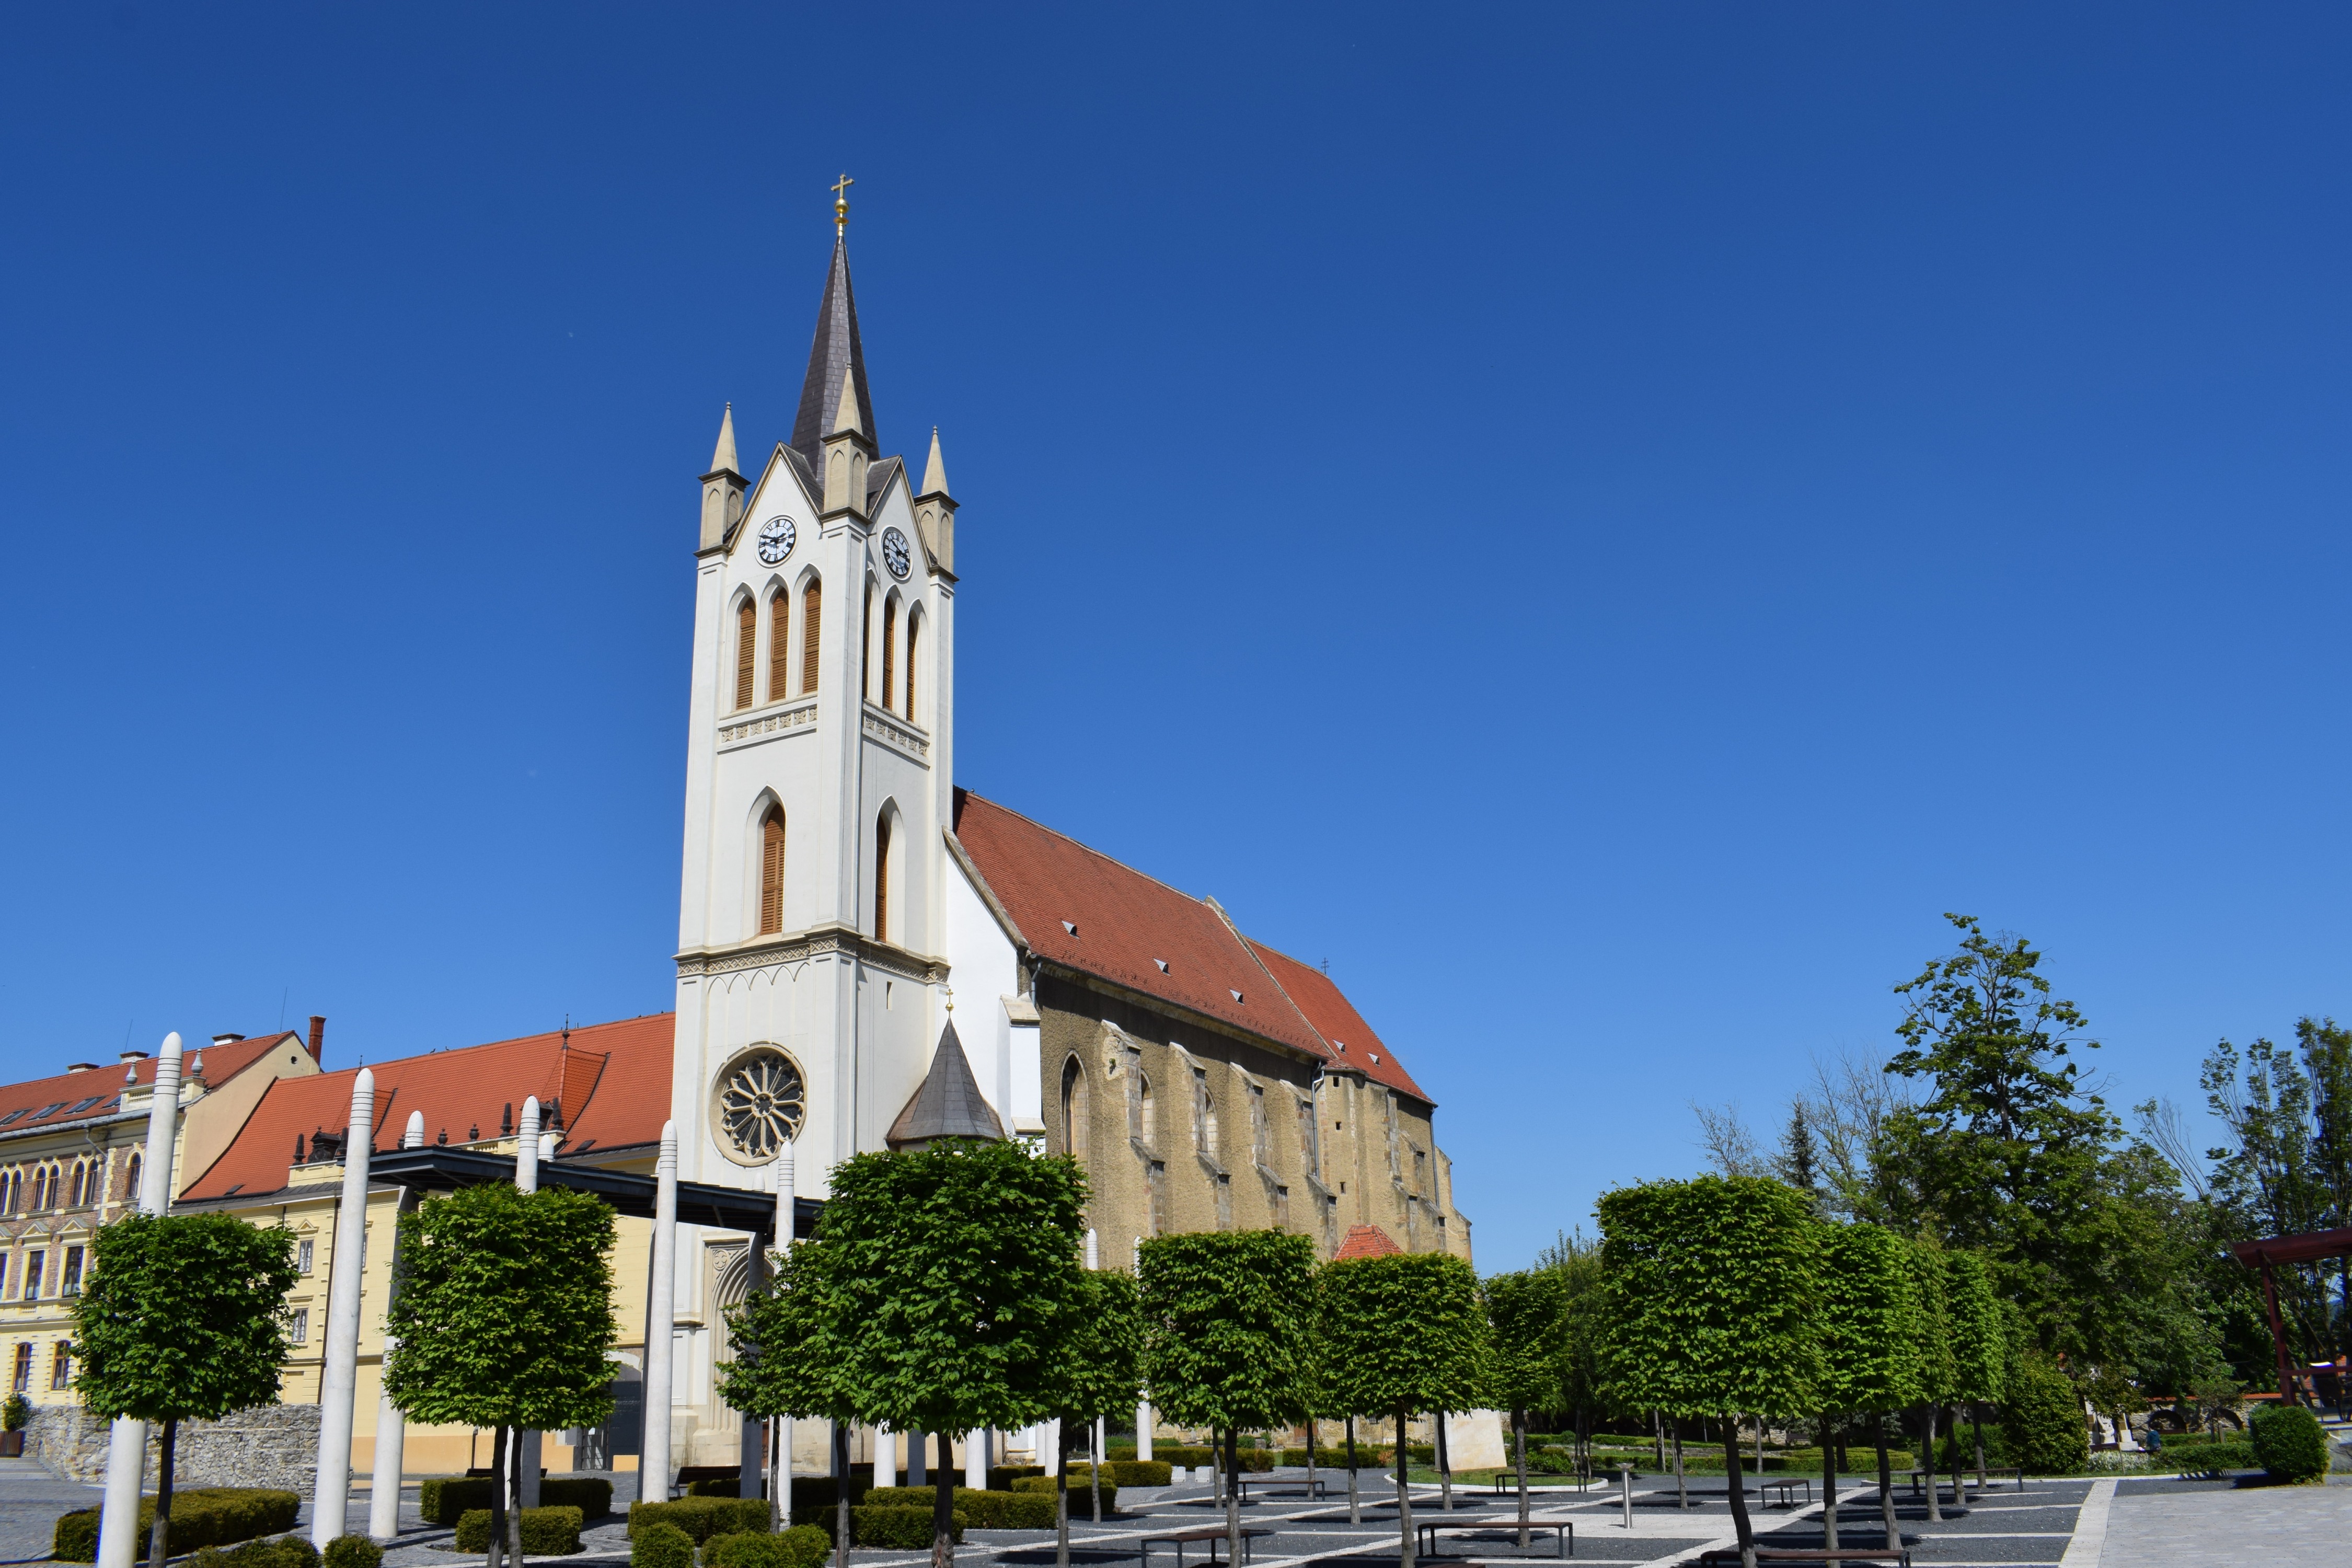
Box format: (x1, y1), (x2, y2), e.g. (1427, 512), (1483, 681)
(670, 227), (958, 1194)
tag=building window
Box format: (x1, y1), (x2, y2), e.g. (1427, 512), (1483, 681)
(1275, 1185), (1290, 1229)
(880, 595), (896, 713)
(1, 1171), (16, 1215)
(1250, 1084), (1270, 1166)
(290, 1308), (309, 1345)
(1414, 1148), (1426, 1196)
(10, 1345), (28, 1393)
(757, 805), (788, 936)
(1060, 1057), (1091, 1164)
(123, 1154), (140, 1204)
(296, 1239), (314, 1275)
(50, 1343), (70, 1390)
(60, 1248), (82, 1297)
(905, 610), (920, 724)
(24, 1251), (42, 1300)
(767, 591), (790, 704)
(800, 580), (822, 695)
(1298, 1098), (1318, 1179)
(734, 598), (757, 711)
(1192, 1067), (1216, 1154)
(1138, 1074), (1156, 1146)
(66, 1165), (83, 1208)
(872, 811), (891, 943)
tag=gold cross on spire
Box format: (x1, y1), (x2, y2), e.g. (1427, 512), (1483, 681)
(832, 172), (855, 235)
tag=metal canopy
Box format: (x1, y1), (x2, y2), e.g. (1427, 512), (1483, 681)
(366, 1146), (818, 1242)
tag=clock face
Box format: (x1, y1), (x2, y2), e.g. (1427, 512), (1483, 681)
(756, 516), (797, 565)
(881, 526), (912, 581)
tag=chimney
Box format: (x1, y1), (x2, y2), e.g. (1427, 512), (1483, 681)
(118, 1051), (150, 1065)
(211, 1033), (245, 1050)
(306, 1016), (326, 1063)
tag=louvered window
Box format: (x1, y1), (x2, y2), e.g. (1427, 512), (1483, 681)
(862, 585), (874, 701)
(768, 593), (790, 703)
(905, 613), (920, 723)
(759, 806), (786, 935)
(801, 581), (822, 694)
(881, 598), (897, 712)
(873, 812), (892, 942)
(734, 600), (756, 710)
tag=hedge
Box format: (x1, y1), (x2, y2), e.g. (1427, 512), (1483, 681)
(2250, 1405), (2331, 1483)
(793, 1507), (965, 1548)
(630, 1497), (772, 1543)
(321, 1536), (382, 1568)
(704, 1525), (830, 1568)
(634, 1521), (696, 1568)
(55, 1489), (304, 1562)
(421, 1475), (614, 1524)
(456, 1506), (584, 1554)
(861, 1486), (1057, 1529)
(1111, 1445), (1277, 1471)
(1009, 1475), (1118, 1513)
(2006, 1362), (2091, 1474)
(987, 1466), (1045, 1490)
(2148, 1438), (2257, 1474)
(1053, 1459), (1170, 1489)
(187, 1537), (319, 1568)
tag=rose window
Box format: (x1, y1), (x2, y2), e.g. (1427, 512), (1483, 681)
(714, 1048), (805, 1162)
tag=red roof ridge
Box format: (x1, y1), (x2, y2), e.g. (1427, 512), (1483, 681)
(956, 790), (1216, 911)
(1335, 1224), (1403, 1261)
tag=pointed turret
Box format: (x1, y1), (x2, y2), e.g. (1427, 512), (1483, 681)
(820, 328), (874, 519)
(791, 235), (877, 485)
(913, 425), (958, 576)
(884, 1020), (1005, 1149)
(698, 402), (747, 553)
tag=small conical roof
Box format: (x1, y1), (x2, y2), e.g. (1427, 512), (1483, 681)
(885, 1019), (1006, 1149)
(919, 426), (950, 498)
(709, 403), (740, 476)
(790, 235), (876, 477)
(831, 363), (864, 438)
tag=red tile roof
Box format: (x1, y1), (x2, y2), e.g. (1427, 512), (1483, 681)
(178, 1014), (674, 1201)
(1335, 1224), (1402, 1261)
(1244, 941), (1429, 1102)
(0, 1034), (296, 1138)
(953, 792), (1328, 1060)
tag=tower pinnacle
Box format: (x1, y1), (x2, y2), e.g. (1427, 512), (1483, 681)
(708, 403), (739, 477)
(831, 172), (854, 236)
(920, 426), (949, 498)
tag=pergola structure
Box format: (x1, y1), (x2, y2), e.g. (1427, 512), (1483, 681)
(2230, 1225), (2352, 1403)
(368, 1145), (821, 1240)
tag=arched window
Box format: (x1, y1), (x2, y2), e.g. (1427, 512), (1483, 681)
(758, 805), (786, 936)
(881, 596), (897, 713)
(1062, 1056), (1091, 1164)
(800, 580), (822, 694)
(67, 1163), (84, 1208)
(873, 810), (892, 943)
(1139, 1074), (1155, 1145)
(862, 584), (875, 702)
(734, 599), (757, 711)
(905, 610), (920, 723)
(2, 1170), (16, 1215)
(123, 1154), (140, 1205)
(768, 592), (790, 702)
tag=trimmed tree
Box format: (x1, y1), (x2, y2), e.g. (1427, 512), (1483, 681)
(1944, 1250), (2005, 1485)
(1595, 1177), (1820, 1568)
(384, 1182), (618, 1568)
(73, 1212), (301, 1568)
(1483, 1270), (1571, 1545)
(1906, 1240), (1957, 1521)
(716, 1237), (860, 1556)
(1139, 1232), (1318, 1568)
(1814, 1221), (1919, 1553)
(819, 1139), (1089, 1568)
(1046, 1269), (1143, 1560)
(1315, 1251), (1490, 1568)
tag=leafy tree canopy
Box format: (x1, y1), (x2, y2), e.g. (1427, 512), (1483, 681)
(1943, 1249), (2006, 1404)
(1813, 1221), (1919, 1415)
(718, 1236), (858, 1423)
(1482, 1270), (1571, 1418)
(1314, 1250), (1489, 1421)
(1139, 1230), (1317, 1432)
(1051, 1268), (1144, 1426)
(74, 1213), (300, 1423)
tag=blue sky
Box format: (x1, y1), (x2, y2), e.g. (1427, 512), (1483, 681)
(3, 5), (2346, 1269)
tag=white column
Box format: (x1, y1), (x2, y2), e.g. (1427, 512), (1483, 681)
(1043, 1420), (1060, 1478)
(312, 1069), (376, 1548)
(515, 1099), (542, 1510)
(366, 1115), (425, 1541)
(1137, 1403), (1152, 1463)
(875, 1425), (896, 1488)
(772, 1143), (793, 1525)
(641, 1122), (678, 1506)
(964, 1432), (984, 1490)
(97, 1034), (184, 1568)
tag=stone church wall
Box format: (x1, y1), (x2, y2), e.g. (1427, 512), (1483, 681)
(27, 1403), (321, 1494)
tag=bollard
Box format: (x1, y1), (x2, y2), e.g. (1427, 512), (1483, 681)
(1618, 1464), (1633, 1530)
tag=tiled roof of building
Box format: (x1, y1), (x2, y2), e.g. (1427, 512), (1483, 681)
(1244, 941), (1431, 1103)
(0, 1033), (296, 1139)
(1335, 1224), (1402, 1261)
(952, 791), (1330, 1061)
(178, 1013), (674, 1201)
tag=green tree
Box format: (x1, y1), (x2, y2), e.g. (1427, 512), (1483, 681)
(1905, 1241), (1957, 1522)
(1595, 1177), (1820, 1568)
(818, 1139), (1089, 1568)
(384, 1183), (618, 1568)
(1140, 1232), (1317, 1568)
(717, 1238), (859, 1543)
(1046, 1269), (1143, 1557)
(1482, 1270), (1571, 1544)
(1775, 1106), (1821, 1209)
(1531, 1229), (1607, 1477)
(74, 1213), (301, 1568)
(1812, 1222), (1918, 1553)
(1944, 1250), (2006, 1483)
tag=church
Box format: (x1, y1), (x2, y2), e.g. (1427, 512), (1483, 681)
(0, 201), (1471, 1480)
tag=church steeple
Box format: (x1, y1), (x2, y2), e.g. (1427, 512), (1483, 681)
(790, 235), (876, 488)
(914, 425), (956, 575)
(698, 402), (746, 552)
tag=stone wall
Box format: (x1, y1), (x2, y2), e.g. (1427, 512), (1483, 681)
(27, 1404), (320, 1496)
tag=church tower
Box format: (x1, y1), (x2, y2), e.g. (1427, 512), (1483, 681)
(669, 206), (958, 1194)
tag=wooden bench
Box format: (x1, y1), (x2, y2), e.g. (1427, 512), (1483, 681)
(1488, 1473), (1595, 1496)
(1232, 1475), (1332, 1503)
(1417, 1518), (1572, 1559)
(1696, 1549), (1909, 1567)
(1758, 1478), (1812, 1508)
(1140, 1526), (1273, 1568)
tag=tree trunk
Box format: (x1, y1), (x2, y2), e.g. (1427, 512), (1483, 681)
(1819, 1411), (1837, 1552)
(1054, 1414), (1071, 1568)
(146, 1416), (178, 1568)
(1973, 1408), (1986, 1487)
(507, 1424), (524, 1568)
(1346, 1415), (1361, 1526)
(1873, 1416), (1897, 1551)
(486, 1424), (508, 1568)
(1672, 1418), (1685, 1510)
(1722, 1427), (1755, 1568)
(1394, 1407), (1416, 1568)
(1224, 1428), (1242, 1568)
(1513, 1407), (1529, 1547)
(1435, 1409), (1451, 1512)
(1920, 1403), (1941, 1522)
(1307, 1416), (1317, 1503)
(832, 1423), (850, 1568)
(1089, 1415), (1102, 1524)
(932, 1433), (955, 1568)
(1652, 1409), (1665, 1470)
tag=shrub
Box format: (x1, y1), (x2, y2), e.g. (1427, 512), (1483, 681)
(455, 1505), (585, 1554)
(2005, 1361), (2090, 1474)
(188, 1537), (319, 1568)
(986, 1466), (1046, 1490)
(322, 1536), (383, 1568)
(634, 1521), (696, 1568)
(55, 1489), (303, 1562)
(629, 1497), (771, 1543)
(1009, 1475), (1117, 1513)
(1108, 1461), (1171, 1488)
(708, 1525), (828, 1568)
(2250, 1405), (2331, 1483)
(2149, 1438), (2257, 1474)
(861, 1486), (1056, 1529)
(421, 1475), (613, 1525)
(2, 1393), (28, 1431)
(792, 1507), (965, 1548)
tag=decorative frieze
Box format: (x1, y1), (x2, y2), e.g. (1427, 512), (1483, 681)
(860, 706), (930, 762)
(676, 924), (947, 985)
(717, 700), (819, 750)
